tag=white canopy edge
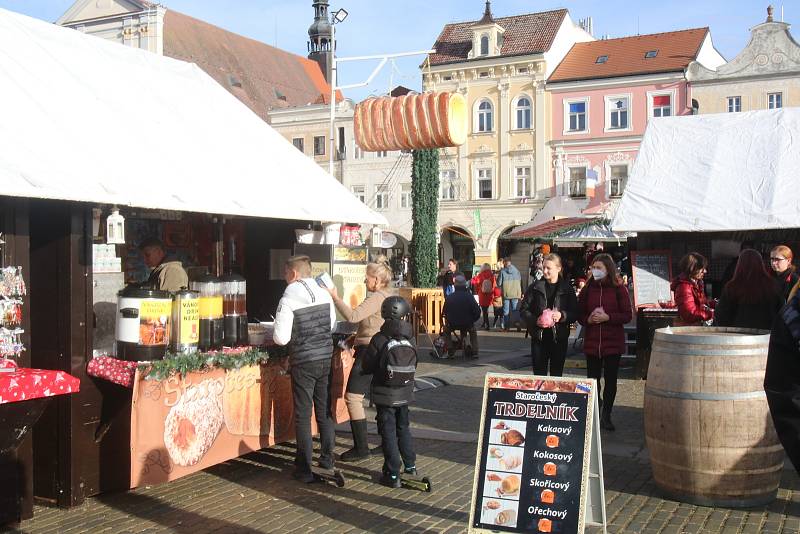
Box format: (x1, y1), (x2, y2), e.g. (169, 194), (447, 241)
(611, 108), (800, 233)
(0, 8), (387, 226)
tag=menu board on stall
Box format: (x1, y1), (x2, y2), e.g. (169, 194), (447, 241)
(331, 247), (368, 320)
(630, 250), (673, 308)
(469, 374), (606, 534)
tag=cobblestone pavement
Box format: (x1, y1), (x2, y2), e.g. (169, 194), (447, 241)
(4, 330), (800, 533)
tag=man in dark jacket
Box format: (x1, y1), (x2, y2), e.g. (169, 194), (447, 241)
(765, 294), (800, 473)
(442, 274), (481, 358)
(362, 296), (417, 487)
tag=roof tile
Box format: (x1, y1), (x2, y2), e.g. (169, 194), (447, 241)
(548, 28), (709, 83)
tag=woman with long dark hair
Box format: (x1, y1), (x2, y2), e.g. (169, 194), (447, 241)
(714, 249), (783, 330)
(672, 252), (713, 326)
(520, 253), (578, 377)
(770, 245), (799, 302)
(578, 253), (632, 431)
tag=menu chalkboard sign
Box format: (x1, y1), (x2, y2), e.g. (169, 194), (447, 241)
(630, 251), (673, 309)
(469, 374), (606, 534)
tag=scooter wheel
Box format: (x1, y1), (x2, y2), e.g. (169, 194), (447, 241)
(422, 477), (432, 492)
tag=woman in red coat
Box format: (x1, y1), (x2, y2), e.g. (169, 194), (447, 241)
(671, 252), (714, 326)
(578, 253), (632, 431)
(473, 263), (496, 330)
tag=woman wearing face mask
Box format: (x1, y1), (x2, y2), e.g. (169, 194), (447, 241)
(671, 252), (714, 327)
(520, 253), (578, 376)
(578, 253), (632, 431)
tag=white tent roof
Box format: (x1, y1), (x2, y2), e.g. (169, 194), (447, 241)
(0, 8), (386, 226)
(612, 108), (800, 233)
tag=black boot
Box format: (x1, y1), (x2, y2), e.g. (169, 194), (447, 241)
(339, 419), (370, 462)
(600, 410), (615, 432)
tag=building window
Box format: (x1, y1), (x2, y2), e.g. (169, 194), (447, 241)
(568, 167), (586, 198)
(480, 34), (489, 56)
(515, 97), (532, 129)
(727, 96), (742, 113)
(518, 67), (529, 74)
(376, 150), (388, 158)
(608, 97), (629, 129)
(313, 135), (326, 156)
(440, 169), (457, 200)
(354, 142), (364, 159)
(645, 50), (658, 59)
(292, 138), (304, 153)
(609, 165), (628, 198)
(479, 71), (490, 78)
(596, 55), (608, 64)
(400, 183), (412, 209)
(768, 92), (783, 109)
(652, 94), (672, 117)
(375, 185), (389, 210)
(477, 100), (494, 132)
(567, 101), (587, 132)
(514, 167), (532, 198)
(477, 169), (493, 199)
(351, 185), (366, 204)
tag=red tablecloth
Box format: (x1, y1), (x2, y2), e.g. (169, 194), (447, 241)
(0, 368), (80, 405)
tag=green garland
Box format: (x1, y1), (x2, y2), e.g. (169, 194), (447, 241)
(410, 148), (440, 288)
(138, 348), (283, 381)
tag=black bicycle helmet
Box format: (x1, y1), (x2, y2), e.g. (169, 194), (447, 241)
(381, 296), (411, 320)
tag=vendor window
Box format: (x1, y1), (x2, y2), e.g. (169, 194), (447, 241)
(400, 183), (412, 209)
(727, 96), (742, 113)
(652, 94), (671, 117)
(568, 167), (586, 198)
(566, 101), (587, 132)
(609, 165), (628, 197)
(768, 92), (783, 109)
(351, 185), (366, 203)
(477, 169), (493, 199)
(313, 135), (326, 156)
(607, 97), (629, 129)
(292, 138), (304, 153)
(440, 169), (457, 200)
(514, 166), (531, 198)
(375, 185), (389, 210)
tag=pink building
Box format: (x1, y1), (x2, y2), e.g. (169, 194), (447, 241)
(546, 28), (726, 213)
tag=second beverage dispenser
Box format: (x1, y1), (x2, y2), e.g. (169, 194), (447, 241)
(221, 273), (248, 346)
(191, 274), (224, 351)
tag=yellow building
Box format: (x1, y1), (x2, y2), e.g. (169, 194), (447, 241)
(687, 6), (800, 113)
(422, 2), (592, 270)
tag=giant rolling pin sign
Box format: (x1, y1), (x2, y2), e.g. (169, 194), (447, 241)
(354, 92), (468, 152)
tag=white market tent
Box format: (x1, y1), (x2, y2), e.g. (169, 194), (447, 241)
(612, 108), (800, 233)
(0, 8), (387, 226)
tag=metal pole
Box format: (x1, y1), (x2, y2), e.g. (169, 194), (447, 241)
(328, 22), (336, 178)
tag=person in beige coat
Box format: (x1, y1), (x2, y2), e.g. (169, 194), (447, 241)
(325, 258), (393, 461)
(140, 237), (188, 292)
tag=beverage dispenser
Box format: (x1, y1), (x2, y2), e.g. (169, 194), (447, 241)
(191, 275), (223, 352)
(221, 273), (248, 347)
(171, 288), (200, 354)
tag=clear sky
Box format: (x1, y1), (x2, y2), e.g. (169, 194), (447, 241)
(0, 1), (792, 101)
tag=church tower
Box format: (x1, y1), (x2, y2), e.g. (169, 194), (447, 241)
(308, 0), (333, 83)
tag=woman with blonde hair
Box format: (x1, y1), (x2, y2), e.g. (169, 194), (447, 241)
(770, 245), (799, 301)
(325, 256), (393, 461)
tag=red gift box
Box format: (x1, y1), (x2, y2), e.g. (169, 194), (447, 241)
(87, 356), (138, 388)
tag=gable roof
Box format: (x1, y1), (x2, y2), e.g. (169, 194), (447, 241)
(548, 28), (709, 83)
(428, 9), (568, 66)
(162, 10), (335, 120)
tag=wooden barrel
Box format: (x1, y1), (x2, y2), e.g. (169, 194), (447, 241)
(354, 91), (467, 152)
(644, 327), (783, 508)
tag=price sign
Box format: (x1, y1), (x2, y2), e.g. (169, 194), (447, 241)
(469, 374), (606, 534)
(630, 250), (673, 308)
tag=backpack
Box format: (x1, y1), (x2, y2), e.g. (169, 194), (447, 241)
(481, 278), (493, 294)
(379, 338), (417, 386)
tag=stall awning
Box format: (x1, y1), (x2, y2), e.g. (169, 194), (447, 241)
(612, 108), (800, 232)
(0, 8), (387, 226)
(507, 217), (588, 240)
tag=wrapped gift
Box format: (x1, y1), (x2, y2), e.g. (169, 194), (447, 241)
(87, 356), (137, 388)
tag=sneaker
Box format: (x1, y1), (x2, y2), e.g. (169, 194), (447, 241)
(292, 470), (316, 484)
(380, 473), (402, 488)
(403, 466), (417, 476)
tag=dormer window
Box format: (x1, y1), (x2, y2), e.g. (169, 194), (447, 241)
(645, 50), (658, 59)
(480, 35), (490, 56)
(596, 55), (608, 64)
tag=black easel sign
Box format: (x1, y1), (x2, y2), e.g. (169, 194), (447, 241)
(468, 374), (606, 534)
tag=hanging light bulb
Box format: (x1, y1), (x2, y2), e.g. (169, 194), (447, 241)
(106, 207), (126, 244)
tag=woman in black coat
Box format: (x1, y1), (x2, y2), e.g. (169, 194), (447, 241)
(713, 249), (783, 330)
(520, 253), (578, 376)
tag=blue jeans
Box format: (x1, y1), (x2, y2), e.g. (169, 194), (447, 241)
(503, 298), (519, 329)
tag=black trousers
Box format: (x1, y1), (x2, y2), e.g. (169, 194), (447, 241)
(376, 405), (416, 475)
(290, 359), (336, 473)
(586, 354), (622, 414)
(531, 330), (568, 377)
(481, 306), (490, 327)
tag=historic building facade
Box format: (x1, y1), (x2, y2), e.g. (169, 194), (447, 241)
(421, 3), (594, 266)
(687, 7), (800, 114)
(547, 29), (726, 214)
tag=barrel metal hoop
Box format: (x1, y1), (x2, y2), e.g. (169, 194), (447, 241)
(645, 386), (766, 401)
(650, 456), (784, 476)
(651, 345), (768, 357)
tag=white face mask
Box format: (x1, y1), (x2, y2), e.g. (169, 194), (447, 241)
(591, 268), (607, 281)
